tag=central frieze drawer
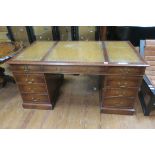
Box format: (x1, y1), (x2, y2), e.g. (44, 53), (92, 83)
(18, 84), (47, 93)
(43, 66), (107, 74)
(108, 67), (145, 75)
(14, 74), (45, 84)
(103, 88), (138, 97)
(22, 94), (49, 103)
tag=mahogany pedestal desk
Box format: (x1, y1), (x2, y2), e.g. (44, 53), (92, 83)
(8, 41), (148, 115)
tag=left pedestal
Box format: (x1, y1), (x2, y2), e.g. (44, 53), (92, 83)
(11, 65), (63, 110)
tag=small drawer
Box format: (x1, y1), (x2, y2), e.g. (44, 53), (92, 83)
(103, 97), (135, 108)
(11, 64), (43, 73)
(22, 94), (49, 103)
(18, 84), (47, 93)
(108, 67), (145, 75)
(105, 76), (142, 88)
(103, 88), (138, 97)
(14, 74), (45, 84)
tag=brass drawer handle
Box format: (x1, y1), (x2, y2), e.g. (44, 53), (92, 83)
(27, 79), (34, 84)
(32, 98), (40, 102)
(117, 82), (128, 87)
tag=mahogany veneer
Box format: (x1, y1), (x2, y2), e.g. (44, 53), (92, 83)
(8, 41), (148, 115)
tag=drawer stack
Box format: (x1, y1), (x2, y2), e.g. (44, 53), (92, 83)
(100, 66), (145, 115)
(11, 64), (63, 110)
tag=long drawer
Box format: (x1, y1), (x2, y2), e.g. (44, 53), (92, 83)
(18, 84), (47, 93)
(104, 75), (142, 88)
(103, 97), (135, 108)
(14, 74), (45, 84)
(103, 88), (138, 97)
(43, 65), (107, 75)
(21, 94), (49, 103)
(107, 67), (145, 75)
(11, 64), (43, 73)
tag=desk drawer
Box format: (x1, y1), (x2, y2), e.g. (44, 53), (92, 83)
(105, 76), (142, 88)
(22, 94), (49, 103)
(103, 88), (138, 97)
(108, 67), (145, 75)
(43, 66), (107, 74)
(11, 64), (43, 73)
(18, 84), (47, 93)
(103, 97), (135, 108)
(14, 74), (45, 84)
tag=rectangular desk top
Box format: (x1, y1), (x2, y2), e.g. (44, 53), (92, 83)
(8, 41), (148, 67)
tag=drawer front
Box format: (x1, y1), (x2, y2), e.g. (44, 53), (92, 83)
(108, 67), (145, 75)
(103, 97), (135, 108)
(22, 94), (49, 103)
(18, 84), (47, 93)
(105, 76), (142, 88)
(103, 88), (138, 97)
(14, 74), (45, 84)
(43, 66), (107, 74)
(11, 64), (43, 73)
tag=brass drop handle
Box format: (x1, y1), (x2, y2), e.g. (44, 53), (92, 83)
(27, 79), (34, 84)
(32, 97), (39, 102)
(118, 81), (128, 87)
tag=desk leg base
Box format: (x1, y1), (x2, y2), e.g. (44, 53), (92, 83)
(100, 107), (135, 115)
(22, 103), (52, 110)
